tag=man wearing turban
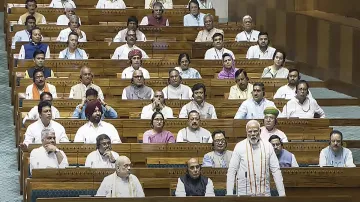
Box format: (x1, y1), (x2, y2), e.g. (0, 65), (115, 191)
(121, 49), (150, 79)
(260, 107), (288, 142)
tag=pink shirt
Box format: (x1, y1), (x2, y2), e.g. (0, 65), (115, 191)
(142, 130), (175, 143)
(260, 126), (288, 143)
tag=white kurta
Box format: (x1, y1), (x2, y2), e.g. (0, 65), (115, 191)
(175, 177), (215, 196)
(96, 173), (145, 197)
(18, 45), (51, 59)
(74, 121), (122, 143)
(183, 13), (205, 27)
(96, 0), (126, 9)
(226, 139), (285, 196)
(162, 84), (193, 99)
(195, 28), (224, 42)
(113, 29), (147, 42)
(85, 150), (120, 168)
(319, 146), (356, 167)
(273, 84), (313, 100)
(235, 30), (260, 42)
(179, 101), (217, 119)
(58, 48), (88, 59)
(56, 15), (82, 25)
(204, 47), (235, 60)
(281, 97), (325, 119)
(176, 127), (213, 143)
(12, 30), (30, 49)
(25, 83), (57, 99)
(49, 0), (76, 8)
(261, 66), (289, 79)
(246, 45), (276, 60)
(121, 66), (150, 79)
(111, 44), (149, 59)
(30, 146), (69, 174)
(23, 106), (60, 124)
(56, 27), (87, 42)
(228, 83), (253, 100)
(140, 104), (174, 119)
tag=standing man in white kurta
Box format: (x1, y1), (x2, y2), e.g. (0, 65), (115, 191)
(96, 156), (145, 197)
(85, 134), (120, 168)
(226, 120), (285, 196)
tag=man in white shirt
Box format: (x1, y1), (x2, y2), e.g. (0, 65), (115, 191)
(69, 66), (104, 100)
(226, 120), (286, 196)
(228, 69), (253, 100)
(113, 16), (146, 42)
(20, 101), (69, 150)
(162, 69), (192, 99)
(96, 0), (126, 9)
(234, 82), (276, 119)
(121, 49), (150, 79)
(29, 128), (69, 174)
(12, 15), (36, 49)
(235, 15), (260, 42)
(184, 0), (205, 27)
(260, 107), (288, 143)
(56, 3), (82, 25)
(56, 15), (87, 42)
(23, 92), (60, 124)
(18, 0), (46, 25)
(281, 80), (325, 119)
(140, 2), (170, 26)
(49, 0), (76, 8)
(58, 32), (88, 59)
(195, 13), (223, 42)
(145, 0), (173, 9)
(25, 69), (57, 99)
(273, 68), (313, 99)
(269, 135), (298, 168)
(140, 90), (174, 119)
(85, 134), (120, 168)
(96, 156), (145, 197)
(204, 33), (235, 60)
(112, 30), (149, 59)
(246, 32), (276, 59)
(175, 158), (215, 196)
(74, 100), (122, 143)
(176, 110), (213, 143)
(122, 70), (154, 100)
(179, 83), (217, 119)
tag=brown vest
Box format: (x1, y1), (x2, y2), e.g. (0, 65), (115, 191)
(147, 15), (168, 27)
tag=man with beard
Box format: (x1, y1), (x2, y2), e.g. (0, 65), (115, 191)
(269, 135), (298, 168)
(24, 49), (54, 79)
(281, 80), (325, 119)
(179, 83), (217, 119)
(260, 107), (288, 142)
(112, 30), (149, 59)
(85, 134), (120, 168)
(204, 33), (235, 60)
(175, 158), (215, 196)
(176, 110), (212, 143)
(140, 2), (169, 26)
(195, 14), (224, 42)
(246, 32), (276, 59)
(273, 68), (313, 99)
(113, 16), (146, 42)
(25, 69), (57, 99)
(12, 15), (36, 49)
(58, 32), (88, 59)
(29, 128), (69, 174)
(228, 69), (253, 99)
(162, 69), (192, 99)
(56, 15), (87, 42)
(319, 130), (355, 167)
(184, 0), (205, 27)
(234, 82), (276, 119)
(96, 156), (145, 197)
(69, 66), (104, 100)
(122, 70), (154, 100)
(226, 120), (285, 196)
(140, 90), (174, 119)
(74, 100), (121, 143)
(121, 49), (150, 79)
(235, 15), (260, 42)
(202, 130), (233, 168)
(18, 0), (46, 24)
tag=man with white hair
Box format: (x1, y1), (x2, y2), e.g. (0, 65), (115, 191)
(29, 128), (69, 174)
(56, 3), (82, 25)
(226, 120), (285, 196)
(49, 0), (76, 8)
(195, 14), (224, 42)
(96, 156), (145, 197)
(235, 15), (260, 42)
(56, 15), (87, 42)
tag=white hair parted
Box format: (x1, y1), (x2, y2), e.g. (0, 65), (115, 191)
(41, 128), (55, 140)
(245, 119), (260, 130)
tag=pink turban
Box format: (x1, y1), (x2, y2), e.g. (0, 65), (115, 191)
(85, 100), (103, 118)
(128, 49), (142, 60)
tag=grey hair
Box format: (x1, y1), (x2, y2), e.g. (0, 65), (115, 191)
(203, 13), (214, 23)
(246, 120), (260, 130)
(79, 65), (91, 75)
(242, 15), (252, 23)
(41, 128), (55, 140)
(69, 15), (80, 23)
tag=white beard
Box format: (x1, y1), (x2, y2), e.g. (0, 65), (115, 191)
(249, 138), (259, 145)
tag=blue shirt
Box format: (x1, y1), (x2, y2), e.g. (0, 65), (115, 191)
(72, 104), (118, 119)
(234, 98), (276, 119)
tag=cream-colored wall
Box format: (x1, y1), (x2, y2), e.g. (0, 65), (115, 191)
(211, 0), (228, 22)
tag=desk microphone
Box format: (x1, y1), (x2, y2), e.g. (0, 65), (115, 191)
(245, 171), (248, 196)
(76, 149), (79, 167)
(235, 176), (239, 196)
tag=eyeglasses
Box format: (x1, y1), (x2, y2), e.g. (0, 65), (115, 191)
(214, 139), (226, 144)
(122, 163), (133, 169)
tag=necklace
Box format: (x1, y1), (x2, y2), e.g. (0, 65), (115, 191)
(245, 31), (253, 42)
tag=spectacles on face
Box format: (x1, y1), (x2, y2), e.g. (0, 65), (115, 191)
(189, 165), (200, 170)
(133, 75), (144, 79)
(122, 163), (132, 169)
(214, 138), (226, 144)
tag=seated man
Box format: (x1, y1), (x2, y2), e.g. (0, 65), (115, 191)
(18, 0), (46, 24)
(174, 53), (202, 79)
(69, 66), (104, 100)
(235, 15), (260, 42)
(24, 49), (54, 79)
(204, 33), (235, 60)
(162, 69), (192, 99)
(74, 100), (122, 143)
(73, 88), (117, 119)
(260, 107), (288, 142)
(175, 158), (215, 196)
(85, 134), (120, 168)
(202, 130), (233, 168)
(96, 156), (145, 197)
(23, 92), (60, 124)
(12, 15), (36, 49)
(25, 69), (57, 99)
(20, 101), (69, 150)
(176, 110), (212, 143)
(273, 68), (313, 99)
(18, 27), (50, 59)
(261, 50), (289, 78)
(49, 0), (76, 8)
(234, 82), (276, 119)
(29, 128), (69, 174)
(281, 80), (325, 118)
(59, 32), (88, 59)
(113, 16), (146, 42)
(145, 0), (173, 9)
(56, 3), (81, 25)
(96, 0), (126, 9)
(122, 70), (154, 100)
(195, 14), (223, 42)
(246, 32), (276, 59)
(269, 135), (298, 167)
(179, 83), (217, 119)
(184, 0), (205, 27)
(188, 0), (213, 9)
(56, 15), (87, 42)
(319, 130), (355, 167)
(112, 30), (149, 59)
(140, 2), (169, 26)
(140, 90), (174, 119)
(122, 49), (150, 79)
(228, 69), (253, 100)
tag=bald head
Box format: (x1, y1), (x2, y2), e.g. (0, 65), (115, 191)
(115, 156), (131, 178)
(187, 157), (199, 166)
(187, 158), (201, 179)
(116, 156), (131, 166)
